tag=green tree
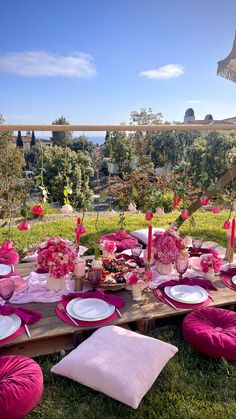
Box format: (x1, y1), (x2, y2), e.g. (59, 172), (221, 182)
(103, 132), (134, 175)
(68, 135), (96, 154)
(51, 116), (73, 147)
(30, 131), (36, 147)
(31, 145), (93, 208)
(16, 131), (23, 148)
(0, 131), (27, 226)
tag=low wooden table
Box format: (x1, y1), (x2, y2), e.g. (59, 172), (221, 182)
(0, 257), (236, 357)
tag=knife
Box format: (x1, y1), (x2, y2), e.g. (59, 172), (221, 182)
(24, 324), (31, 338)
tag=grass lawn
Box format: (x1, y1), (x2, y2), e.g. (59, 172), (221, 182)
(2, 211), (236, 418)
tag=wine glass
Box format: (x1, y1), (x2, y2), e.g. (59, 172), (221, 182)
(0, 278), (14, 305)
(175, 254), (189, 280)
(131, 244), (143, 261)
(192, 237), (203, 254)
(88, 270), (101, 292)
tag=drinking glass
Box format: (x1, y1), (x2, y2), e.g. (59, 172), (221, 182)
(175, 254), (189, 280)
(88, 270), (101, 292)
(0, 278), (14, 304)
(131, 244), (143, 260)
(192, 237), (203, 253)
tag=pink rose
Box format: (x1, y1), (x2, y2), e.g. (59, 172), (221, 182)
(145, 211), (153, 221)
(17, 221), (31, 230)
(181, 210), (190, 220)
(173, 197), (181, 206)
(31, 204), (43, 216)
(200, 196), (209, 206)
(223, 220), (230, 230)
(212, 207), (221, 214)
(126, 273), (139, 285)
(1, 241), (14, 250)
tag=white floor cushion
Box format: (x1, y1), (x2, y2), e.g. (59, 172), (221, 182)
(130, 228), (165, 246)
(51, 325), (178, 409)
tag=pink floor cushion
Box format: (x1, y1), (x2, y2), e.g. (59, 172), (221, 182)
(0, 355), (43, 419)
(99, 230), (139, 251)
(182, 307), (236, 361)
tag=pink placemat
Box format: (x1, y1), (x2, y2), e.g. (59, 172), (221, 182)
(56, 299), (118, 327)
(153, 288), (210, 309)
(221, 274), (236, 291)
(0, 325), (25, 345)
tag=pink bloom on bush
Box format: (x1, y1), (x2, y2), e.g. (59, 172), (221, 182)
(75, 224), (86, 235)
(181, 210), (190, 220)
(212, 207), (221, 214)
(17, 221), (31, 230)
(31, 204), (43, 216)
(145, 211), (153, 221)
(1, 241), (14, 250)
(200, 196), (209, 206)
(223, 220), (231, 229)
(173, 197), (181, 206)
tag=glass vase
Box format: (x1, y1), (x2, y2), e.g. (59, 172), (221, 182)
(156, 261), (172, 275)
(132, 284), (143, 301)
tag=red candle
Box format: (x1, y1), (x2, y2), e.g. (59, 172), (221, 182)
(230, 218), (235, 248)
(147, 224), (152, 260)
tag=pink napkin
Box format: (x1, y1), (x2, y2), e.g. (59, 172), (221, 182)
(62, 290), (125, 310)
(221, 274), (236, 291)
(220, 267), (236, 276)
(188, 247), (211, 257)
(157, 277), (218, 291)
(0, 305), (42, 325)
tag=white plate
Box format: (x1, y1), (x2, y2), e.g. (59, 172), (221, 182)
(0, 264), (12, 276)
(72, 298), (110, 319)
(232, 275), (236, 285)
(0, 314), (21, 340)
(165, 285), (208, 304)
(66, 298), (115, 321)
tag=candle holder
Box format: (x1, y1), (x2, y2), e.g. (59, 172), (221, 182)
(224, 240), (234, 267)
(74, 276), (82, 291)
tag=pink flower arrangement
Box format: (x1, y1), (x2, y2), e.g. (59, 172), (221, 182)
(152, 228), (183, 264)
(200, 249), (223, 273)
(75, 218), (87, 244)
(36, 237), (77, 278)
(125, 268), (153, 288)
(99, 240), (117, 254)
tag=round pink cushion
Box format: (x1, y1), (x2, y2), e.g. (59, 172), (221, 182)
(99, 230), (139, 252)
(182, 307), (236, 361)
(0, 355), (43, 419)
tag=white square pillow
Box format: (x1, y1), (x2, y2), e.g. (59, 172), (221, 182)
(51, 325), (178, 409)
(130, 227), (165, 245)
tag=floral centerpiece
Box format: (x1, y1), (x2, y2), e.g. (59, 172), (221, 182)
(36, 237), (77, 291)
(200, 249), (223, 279)
(125, 268), (153, 300)
(99, 240), (117, 258)
(152, 227), (183, 274)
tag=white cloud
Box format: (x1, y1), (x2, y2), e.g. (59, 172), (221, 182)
(139, 64), (184, 79)
(186, 100), (203, 104)
(0, 51), (97, 78)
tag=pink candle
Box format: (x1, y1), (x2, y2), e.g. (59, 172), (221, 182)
(147, 224), (152, 260)
(230, 218), (235, 248)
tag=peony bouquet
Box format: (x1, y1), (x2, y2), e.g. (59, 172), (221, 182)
(36, 237), (77, 278)
(152, 227), (183, 264)
(200, 249), (223, 273)
(125, 268), (153, 289)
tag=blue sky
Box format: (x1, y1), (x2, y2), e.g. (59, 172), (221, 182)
(1, 0), (236, 133)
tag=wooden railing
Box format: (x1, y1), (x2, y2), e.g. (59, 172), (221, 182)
(0, 124), (236, 132)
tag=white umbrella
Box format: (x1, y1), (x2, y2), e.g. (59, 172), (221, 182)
(217, 31), (236, 82)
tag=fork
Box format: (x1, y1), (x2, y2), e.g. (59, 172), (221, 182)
(58, 302), (79, 326)
(156, 289), (178, 311)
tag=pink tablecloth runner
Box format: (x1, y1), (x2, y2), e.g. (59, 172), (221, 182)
(0, 272), (75, 304)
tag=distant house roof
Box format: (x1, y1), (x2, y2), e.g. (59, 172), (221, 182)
(185, 108), (195, 117)
(183, 109), (236, 125)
